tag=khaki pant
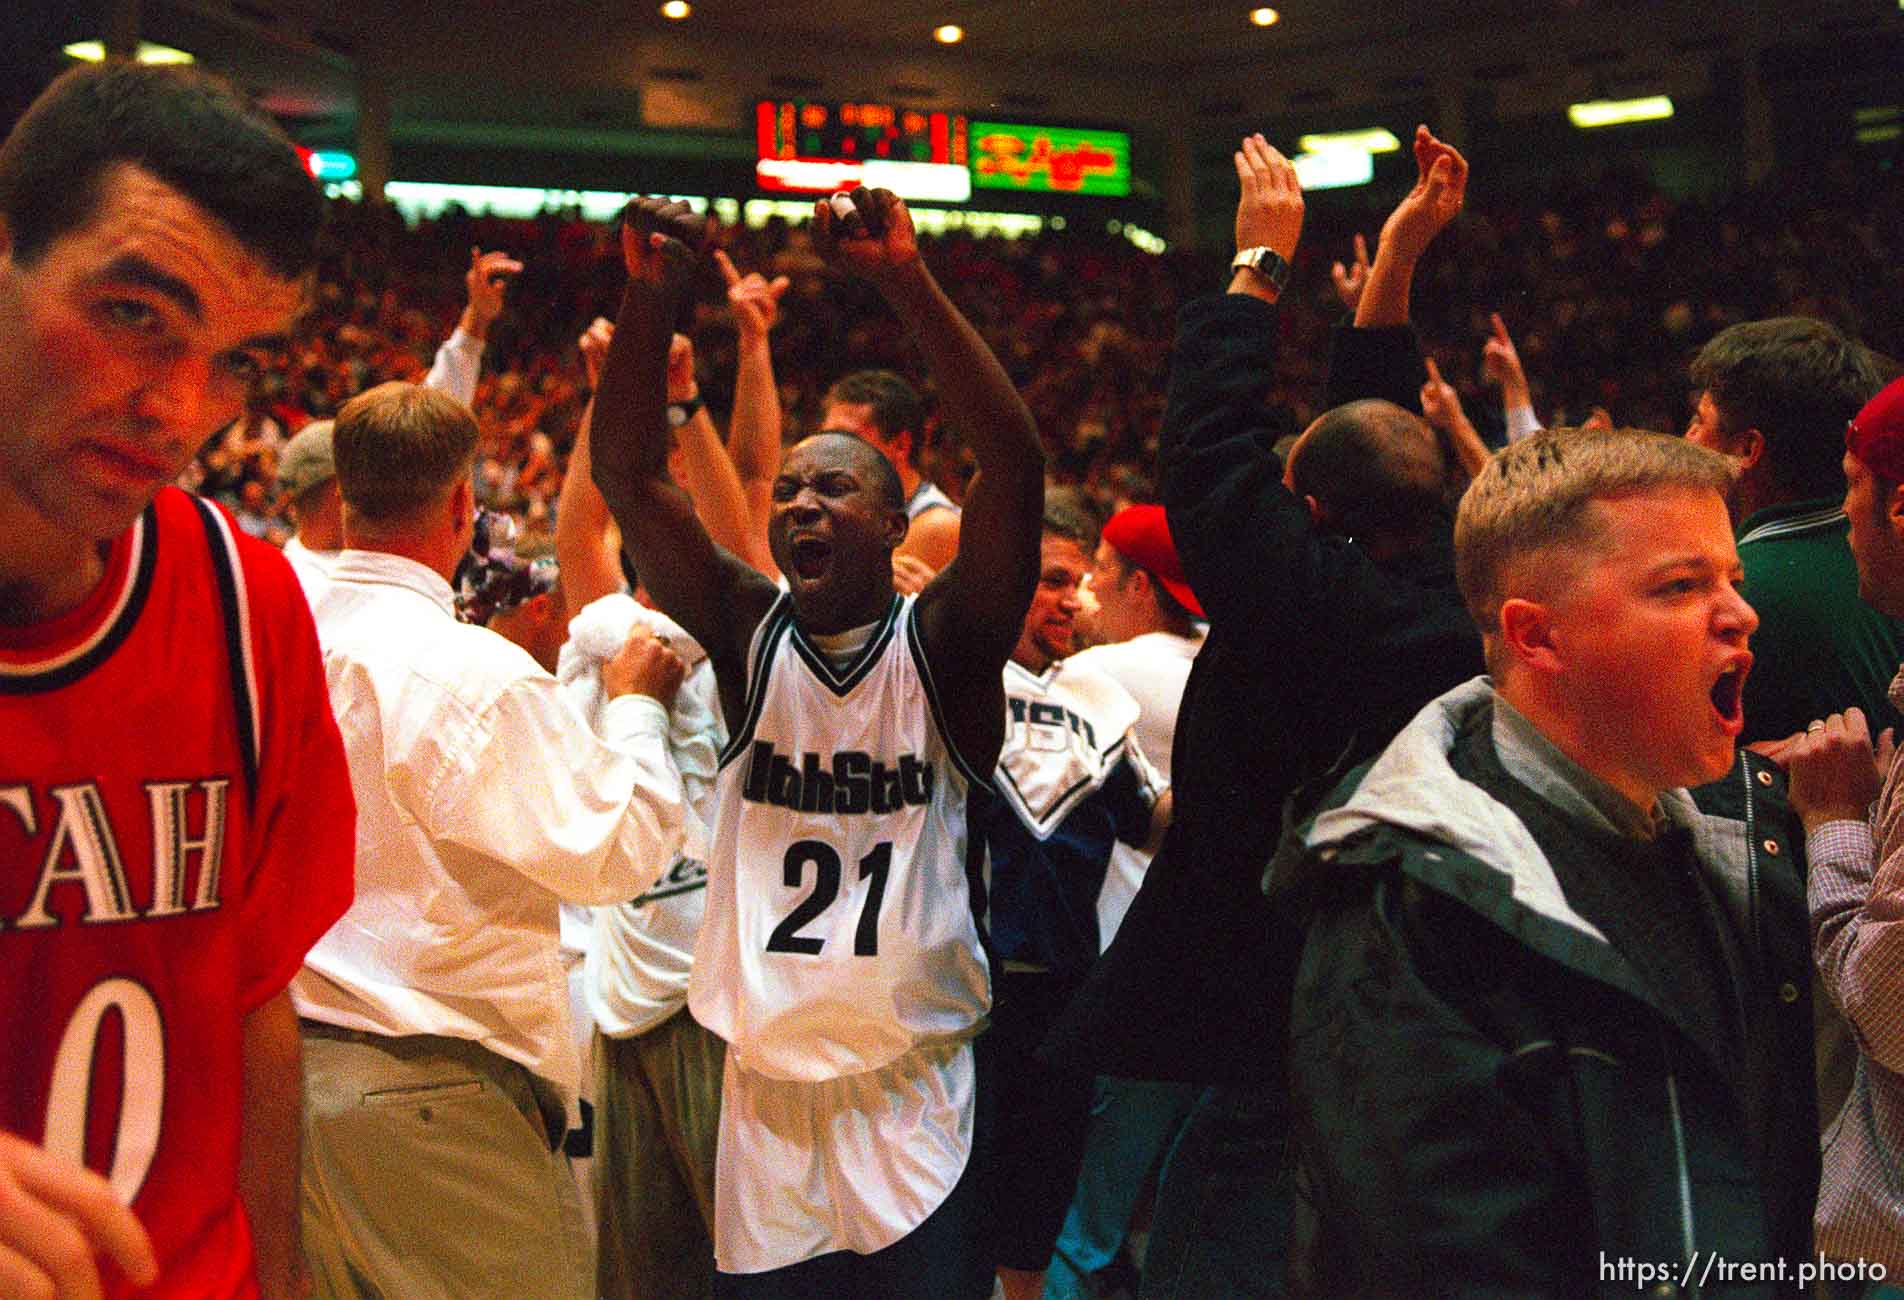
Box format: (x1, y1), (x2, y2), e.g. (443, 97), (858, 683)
(593, 1009), (726, 1300)
(299, 1024), (591, 1300)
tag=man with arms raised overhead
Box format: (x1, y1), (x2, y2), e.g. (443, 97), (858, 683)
(590, 187), (1044, 1297)
(1272, 429), (1816, 1291)
(0, 62), (353, 1298)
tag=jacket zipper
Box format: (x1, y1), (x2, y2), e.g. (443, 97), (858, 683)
(1738, 758), (1764, 959)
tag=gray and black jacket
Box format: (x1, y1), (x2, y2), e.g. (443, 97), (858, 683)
(1269, 678), (1817, 1298)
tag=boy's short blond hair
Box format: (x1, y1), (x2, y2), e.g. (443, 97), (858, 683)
(1454, 428), (1737, 642)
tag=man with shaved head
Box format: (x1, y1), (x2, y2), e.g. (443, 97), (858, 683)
(1042, 130), (1483, 1294)
(591, 188), (1044, 1297)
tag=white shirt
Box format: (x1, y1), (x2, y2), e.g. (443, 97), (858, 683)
(423, 326), (484, 409)
(292, 549), (686, 1098)
(559, 594), (727, 1039)
(282, 535), (336, 602)
(1066, 628), (1203, 947)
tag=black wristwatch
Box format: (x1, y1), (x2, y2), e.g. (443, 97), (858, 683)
(667, 396), (704, 428)
(1231, 245), (1291, 295)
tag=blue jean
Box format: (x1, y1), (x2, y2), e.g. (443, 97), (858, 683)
(1136, 1083), (1290, 1300)
(1044, 1076), (1197, 1299)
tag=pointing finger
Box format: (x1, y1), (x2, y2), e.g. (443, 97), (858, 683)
(713, 248), (743, 288)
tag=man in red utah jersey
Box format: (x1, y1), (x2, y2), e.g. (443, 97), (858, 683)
(0, 62), (354, 1299)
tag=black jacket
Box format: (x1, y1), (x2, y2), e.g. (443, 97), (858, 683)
(1041, 292), (1484, 1083)
(1269, 681), (1818, 1297)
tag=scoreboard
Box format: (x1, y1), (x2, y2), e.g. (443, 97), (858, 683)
(753, 100), (973, 201)
(750, 99), (1130, 204)
(755, 99), (969, 168)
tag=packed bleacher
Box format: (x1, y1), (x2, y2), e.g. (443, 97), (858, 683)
(191, 159), (1904, 548)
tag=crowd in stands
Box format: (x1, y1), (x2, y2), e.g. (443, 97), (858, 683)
(191, 156), (1904, 542)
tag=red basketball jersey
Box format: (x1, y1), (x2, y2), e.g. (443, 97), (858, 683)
(0, 487), (355, 1298)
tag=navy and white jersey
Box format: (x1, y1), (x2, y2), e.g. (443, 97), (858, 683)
(690, 592), (990, 1082)
(974, 657), (1163, 975)
(906, 479), (961, 522)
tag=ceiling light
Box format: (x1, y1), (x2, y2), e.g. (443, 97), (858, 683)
(1298, 127), (1401, 154)
(1290, 150), (1373, 190)
(934, 24), (964, 44)
(63, 40), (194, 64)
(1250, 8), (1280, 26)
(1567, 95), (1674, 128)
(661, 1), (691, 17)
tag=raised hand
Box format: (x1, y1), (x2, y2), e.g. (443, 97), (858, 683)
(1418, 356), (1466, 434)
(1377, 125), (1468, 265)
(714, 249), (791, 339)
(461, 247), (523, 339)
(812, 186), (920, 282)
(578, 316), (614, 389)
(1232, 133), (1304, 262)
(1481, 312), (1525, 390)
(619, 197), (706, 294)
(666, 333), (697, 403)
(1331, 233), (1370, 313)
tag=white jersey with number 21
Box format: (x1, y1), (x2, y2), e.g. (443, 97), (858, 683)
(690, 592), (991, 1082)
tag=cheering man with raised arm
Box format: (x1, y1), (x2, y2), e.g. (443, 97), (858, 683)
(591, 187), (1044, 1299)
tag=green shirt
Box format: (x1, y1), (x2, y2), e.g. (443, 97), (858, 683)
(1738, 497), (1904, 743)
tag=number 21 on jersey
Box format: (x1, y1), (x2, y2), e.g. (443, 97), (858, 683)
(765, 839), (892, 957)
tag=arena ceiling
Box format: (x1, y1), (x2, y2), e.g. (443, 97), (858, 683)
(21, 0), (1904, 145)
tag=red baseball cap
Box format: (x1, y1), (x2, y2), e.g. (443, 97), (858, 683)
(1847, 375), (1904, 484)
(1101, 504), (1204, 619)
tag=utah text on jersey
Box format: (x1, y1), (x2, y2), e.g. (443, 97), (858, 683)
(2, 779), (231, 927)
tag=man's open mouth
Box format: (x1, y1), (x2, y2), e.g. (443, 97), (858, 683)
(790, 537), (832, 581)
(1709, 661), (1748, 728)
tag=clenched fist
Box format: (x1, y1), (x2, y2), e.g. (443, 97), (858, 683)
(601, 626), (687, 709)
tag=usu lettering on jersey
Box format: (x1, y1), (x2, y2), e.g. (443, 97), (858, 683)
(690, 593), (991, 1082)
(0, 488), (354, 1298)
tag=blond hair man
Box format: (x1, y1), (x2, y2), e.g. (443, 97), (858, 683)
(1270, 428), (1817, 1291)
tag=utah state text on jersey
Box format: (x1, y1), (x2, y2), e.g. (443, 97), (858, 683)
(739, 741), (935, 815)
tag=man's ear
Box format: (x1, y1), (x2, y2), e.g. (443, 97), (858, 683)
(884, 507), (910, 550)
(1886, 482), (1904, 542)
(1302, 494), (1326, 529)
(891, 428), (914, 466)
(450, 478), (475, 535)
(1498, 596), (1564, 675)
(1735, 427), (1766, 472)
